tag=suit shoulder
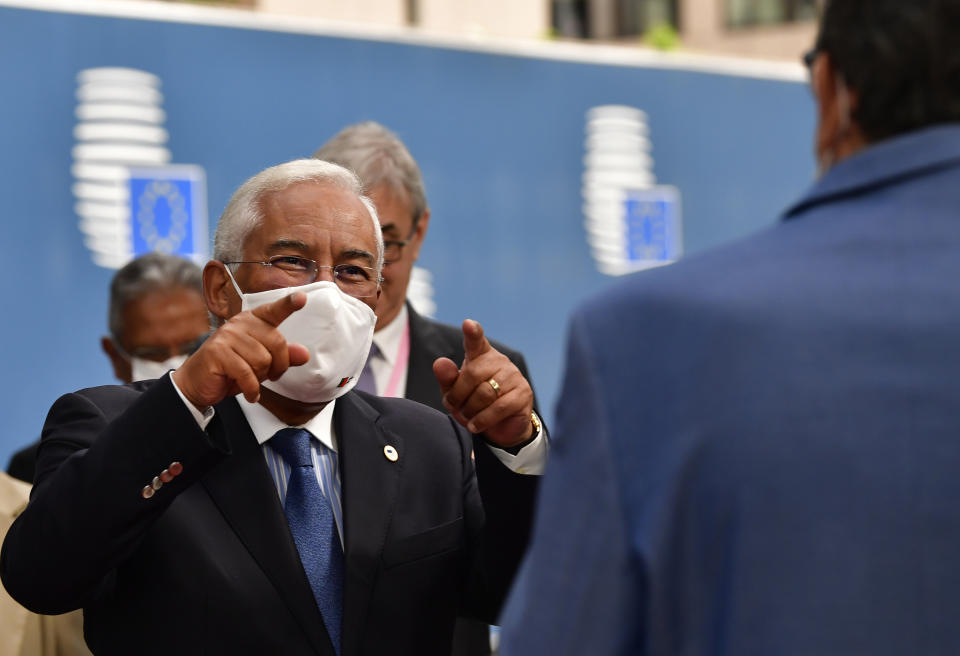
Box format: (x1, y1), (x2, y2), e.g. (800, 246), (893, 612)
(46, 380), (155, 423)
(412, 314), (462, 345)
(68, 380), (151, 405)
(576, 218), (815, 323)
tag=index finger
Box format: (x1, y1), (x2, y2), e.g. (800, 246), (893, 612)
(251, 291), (307, 327)
(462, 319), (491, 361)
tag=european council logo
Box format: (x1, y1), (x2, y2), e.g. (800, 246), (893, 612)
(72, 67), (208, 269)
(129, 166), (207, 260)
(623, 187), (682, 267)
(582, 105), (683, 275)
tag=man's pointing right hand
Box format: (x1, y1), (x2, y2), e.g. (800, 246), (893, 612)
(171, 292), (310, 409)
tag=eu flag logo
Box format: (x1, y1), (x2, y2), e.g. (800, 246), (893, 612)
(129, 165), (208, 262)
(623, 187), (683, 268)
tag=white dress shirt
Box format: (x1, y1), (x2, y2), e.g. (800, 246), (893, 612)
(366, 303), (410, 398)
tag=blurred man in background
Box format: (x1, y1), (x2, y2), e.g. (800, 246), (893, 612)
(99, 252), (208, 386)
(501, 1), (960, 654)
(6, 253), (207, 483)
(314, 123), (545, 656)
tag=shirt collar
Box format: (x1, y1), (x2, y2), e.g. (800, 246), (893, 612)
(236, 395), (338, 452)
(371, 302), (408, 368)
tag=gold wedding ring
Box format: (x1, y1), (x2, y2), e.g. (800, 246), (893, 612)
(487, 378), (502, 397)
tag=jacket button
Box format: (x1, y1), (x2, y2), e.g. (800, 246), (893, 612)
(169, 462), (183, 476)
(152, 477), (163, 491)
(141, 485), (155, 499)
(159, 469), (173, 483)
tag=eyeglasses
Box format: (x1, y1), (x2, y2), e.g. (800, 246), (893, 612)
(224, 255), (382, 298)
(114, 334), (208, 363)
(383, 223), (419, 265)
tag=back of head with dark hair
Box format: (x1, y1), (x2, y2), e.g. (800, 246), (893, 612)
(817, 0), (960, 143)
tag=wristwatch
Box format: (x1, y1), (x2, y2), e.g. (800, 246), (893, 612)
(499, 411), (542, 455)
(530, 410), (542, 437)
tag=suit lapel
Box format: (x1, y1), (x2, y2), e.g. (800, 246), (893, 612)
(405, 304), (449, 412)
(200, 398), (335, 656)
(336, 392), (403, 656)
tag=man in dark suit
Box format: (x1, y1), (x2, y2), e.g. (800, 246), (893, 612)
(501, 1), (960, 654)
(314, 124), (546, 654)
(1, 159), (541, 655)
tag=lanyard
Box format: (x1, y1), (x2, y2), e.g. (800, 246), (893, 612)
(383, 320), (410, 398)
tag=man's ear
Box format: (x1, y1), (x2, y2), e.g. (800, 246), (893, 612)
(813, 52), (861, 161)
(101, 335), (131, 384)
(812, 52), (840, 135)
(204, 261), (237, 322)
(409, 208), (431, 261)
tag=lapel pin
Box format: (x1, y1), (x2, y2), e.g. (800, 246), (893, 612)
(383, 445), (399, 462)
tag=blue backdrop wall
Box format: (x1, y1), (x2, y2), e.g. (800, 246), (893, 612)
(0, 3), (815, 467)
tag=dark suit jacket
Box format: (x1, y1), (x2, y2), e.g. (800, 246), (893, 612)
(501, 124), (960, 655)
(5, 440), (39, 484)
(403, 305), (539, 656)
(1, 374), (537, 656)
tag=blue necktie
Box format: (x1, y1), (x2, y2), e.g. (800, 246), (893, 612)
(355, 343), (380, 395)
(271, 428), (344, 654)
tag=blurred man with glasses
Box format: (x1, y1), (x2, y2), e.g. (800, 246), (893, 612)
(314, 122), (546, 656)
(99, 253), (209, 386)
(7, 253), (208, 484)
(501, 0), (960, 654)
(1, 159), (540, 656)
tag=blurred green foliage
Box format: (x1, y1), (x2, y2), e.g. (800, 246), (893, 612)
(644, 23), (680, 50)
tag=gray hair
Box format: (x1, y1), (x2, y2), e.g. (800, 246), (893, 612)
(109, 253), (203, 339)
(312, 121), (428, 224)
(212, 159), (384, 273)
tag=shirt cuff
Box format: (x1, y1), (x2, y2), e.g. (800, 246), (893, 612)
(169, 373), (215, 430)
(485, 425), (549, 476)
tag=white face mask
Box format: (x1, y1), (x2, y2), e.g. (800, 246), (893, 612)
(130, 355), (189, 383)
(226, 268), (376, 404)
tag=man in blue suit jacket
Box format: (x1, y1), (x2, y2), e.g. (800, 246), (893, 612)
(501, 1), (960, 654)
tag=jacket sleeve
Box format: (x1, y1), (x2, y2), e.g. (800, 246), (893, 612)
(497, 309), (644, 656)
(457, 415), (540, 624)
(0, 375), (227, 614)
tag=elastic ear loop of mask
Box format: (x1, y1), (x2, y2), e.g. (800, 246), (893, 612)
(224, 263), (244, 298)
(110, 337), (133, 363)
